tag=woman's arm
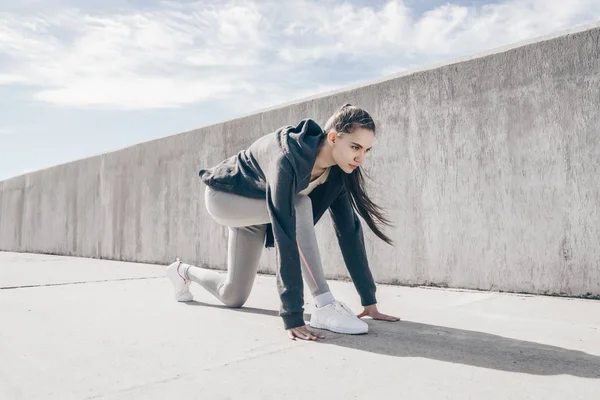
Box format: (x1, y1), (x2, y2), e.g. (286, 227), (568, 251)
(329, 187), (401, 322)
(328, 186), (377, 307)
(265, 157), (307, 331)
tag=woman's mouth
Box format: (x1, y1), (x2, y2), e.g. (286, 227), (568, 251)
(349, 164), (358, 169)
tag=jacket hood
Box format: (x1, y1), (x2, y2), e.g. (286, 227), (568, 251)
(280, 119), (325, 187)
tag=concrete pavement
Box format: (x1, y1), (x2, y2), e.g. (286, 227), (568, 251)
(1, 251), (599, 399)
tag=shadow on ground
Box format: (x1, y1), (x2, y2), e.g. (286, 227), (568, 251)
(185, 300), (600, 379)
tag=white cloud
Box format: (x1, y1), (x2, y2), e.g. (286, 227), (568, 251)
(275, 0), (413, 63)
(275, 0), (600, 61)
(411, 0), (600, 55)
(0, 0), (598, 110)
(0, 128), (17, 136)
(0, 2), (266, 109)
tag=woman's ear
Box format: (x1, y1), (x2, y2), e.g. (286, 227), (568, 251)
(327, 131), (337, 145)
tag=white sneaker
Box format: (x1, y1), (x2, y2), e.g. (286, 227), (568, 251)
(166, 258), (193, 302)
(310, 300), (368, 334)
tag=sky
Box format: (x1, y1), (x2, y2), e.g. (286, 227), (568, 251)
(1, 0), (599, 180)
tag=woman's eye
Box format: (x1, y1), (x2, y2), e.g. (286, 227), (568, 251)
(352, 146), (359, 150)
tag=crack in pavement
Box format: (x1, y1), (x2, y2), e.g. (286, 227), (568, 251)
(0, 276), (163, 290)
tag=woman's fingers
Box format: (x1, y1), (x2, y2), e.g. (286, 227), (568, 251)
(376, 313), (400, 321)
(289, 327), (309, 341)
(293, 328), (309, 340)
(287, 325), (325, 341)
(360, 311), (401, 321)
(301, 327), (322, 340)
(300, 326), (325, 339)
(300, 329), (315, 340)
(307, 328), (325, 339)
(289, 331), (302, 340)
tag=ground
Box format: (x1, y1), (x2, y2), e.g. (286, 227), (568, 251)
(1, 252), (599, 399)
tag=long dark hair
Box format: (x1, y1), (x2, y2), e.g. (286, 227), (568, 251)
(323, 104), (394, 246)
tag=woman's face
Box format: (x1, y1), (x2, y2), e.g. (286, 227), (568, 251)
(330, 127), (375, 174)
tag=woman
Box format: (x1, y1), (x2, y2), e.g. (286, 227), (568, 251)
(167, 104), (400, 341)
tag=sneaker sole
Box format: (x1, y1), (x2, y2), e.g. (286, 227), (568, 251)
(310, 321), (368, 335)
(175, 293), (194, 302)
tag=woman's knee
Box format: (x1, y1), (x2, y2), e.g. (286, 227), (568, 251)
(220, 284), (251, 308)
(222, 297), (247, 308)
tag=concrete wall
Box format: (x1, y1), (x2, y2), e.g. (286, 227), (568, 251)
(1, 23), (599, 297)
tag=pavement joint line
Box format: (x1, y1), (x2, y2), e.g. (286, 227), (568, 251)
(0, 276), (163, 290)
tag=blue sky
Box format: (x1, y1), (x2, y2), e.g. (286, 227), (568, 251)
(1, 0), (598, 180)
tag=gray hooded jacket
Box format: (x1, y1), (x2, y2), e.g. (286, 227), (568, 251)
(199, 119), (376, 329)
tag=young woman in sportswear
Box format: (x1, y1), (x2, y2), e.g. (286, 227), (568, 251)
(167, 104), (400, 341)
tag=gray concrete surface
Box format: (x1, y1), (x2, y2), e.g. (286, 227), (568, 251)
(1, 252), (599, 400)
(1, 23), (599, 297)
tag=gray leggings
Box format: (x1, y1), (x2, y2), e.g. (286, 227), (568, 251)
(183, 186), (330, 307)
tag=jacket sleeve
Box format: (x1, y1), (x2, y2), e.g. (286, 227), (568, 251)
(265, 157), (306, 330)
(329, 186), (377, 306)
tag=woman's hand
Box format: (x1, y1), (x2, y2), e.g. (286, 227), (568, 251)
(357, 304), (400, 321)
(287, 325), (326, 341)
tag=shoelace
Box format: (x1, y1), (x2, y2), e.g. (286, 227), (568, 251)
(333, 301), (354, 316)
(175, 257), (190, 285)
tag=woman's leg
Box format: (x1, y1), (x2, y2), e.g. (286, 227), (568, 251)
(176, 187), (271, 307)
(172, 187), (333, 308)
(184, 224), (266, 307)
